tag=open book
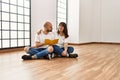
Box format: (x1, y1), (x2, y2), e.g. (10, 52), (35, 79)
(44, 39), (59, 45)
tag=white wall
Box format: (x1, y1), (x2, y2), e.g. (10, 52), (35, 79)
(79, 0), (93, 43)
(90, 0), (101, 42)
(101, 0), (120, 43)
(68, 0), (120, 43)
(31, 0), (56, 45)
(68, 0), (94, 43)
(68, 0), (80, 43)
(92, 0), (120, 43)
(31, 0), (120, 44)
(91, 0), (120, 43)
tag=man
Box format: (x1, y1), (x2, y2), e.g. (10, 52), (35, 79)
(22, 22), (54, 60)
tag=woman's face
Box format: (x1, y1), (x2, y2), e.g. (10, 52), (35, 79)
(58, 25), (64, 32)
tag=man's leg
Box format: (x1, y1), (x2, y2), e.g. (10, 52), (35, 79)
(22, 46), (53, 60)
(24, 47), (43, 55)
(34, 46), (53, 59)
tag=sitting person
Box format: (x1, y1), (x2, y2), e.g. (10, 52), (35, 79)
(22, 22), (55, 60)
(37, 22), (78, 58)
(53, 22), (78, 58)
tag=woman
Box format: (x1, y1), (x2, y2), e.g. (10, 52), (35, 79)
(53, 22), (78, 58)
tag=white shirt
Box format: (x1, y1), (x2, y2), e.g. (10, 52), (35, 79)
(54, 32), (69, 48)
(35, 32), (55, 48)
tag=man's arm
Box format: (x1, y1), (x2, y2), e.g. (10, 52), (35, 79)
(34, 32), (44, 47)
(35, 42), (44, 47)
(30, 42), (44, 48)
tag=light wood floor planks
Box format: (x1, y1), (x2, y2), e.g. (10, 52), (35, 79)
(0, 44), (120, 80)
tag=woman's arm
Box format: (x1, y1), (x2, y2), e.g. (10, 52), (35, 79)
(64, 43), (68, 52)
(61, 37), (69, 56)
(61, 42), (69, 56)
(64, 37), (69, 51)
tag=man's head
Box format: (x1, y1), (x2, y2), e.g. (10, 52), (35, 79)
(44, 22), (53, 32)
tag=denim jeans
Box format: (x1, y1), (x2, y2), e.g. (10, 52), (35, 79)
(27, 47), (50, 59)
(53, 45), (74, 56)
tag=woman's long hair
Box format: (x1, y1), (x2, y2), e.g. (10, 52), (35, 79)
(57, 22), (69, 38)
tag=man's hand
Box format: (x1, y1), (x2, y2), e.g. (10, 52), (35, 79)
(35, 42), (44, 47)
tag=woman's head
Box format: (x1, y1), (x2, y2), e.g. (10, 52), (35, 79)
(57, 22), (69, 38)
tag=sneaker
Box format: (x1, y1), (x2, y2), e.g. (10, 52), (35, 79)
(69, 54), (78, 58)
(51, 53), (59, 58)
(51, 53), (55, 58)
(43, 53), (52, 60)
(22, 55), (32, 60)
(44, 53), (58, 60)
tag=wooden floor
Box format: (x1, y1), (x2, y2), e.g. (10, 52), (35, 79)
(0, 44), (120, 80)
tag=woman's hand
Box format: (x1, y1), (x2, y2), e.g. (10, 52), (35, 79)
(37, 29), (43, 35)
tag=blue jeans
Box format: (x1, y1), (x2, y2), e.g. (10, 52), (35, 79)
(27, 47), (50, 59)
(53, 45), (74, 56)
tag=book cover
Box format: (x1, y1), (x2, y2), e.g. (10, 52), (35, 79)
(44, 39), (59, 45)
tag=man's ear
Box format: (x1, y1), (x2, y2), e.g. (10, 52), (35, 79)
(37, 29), (43, 35)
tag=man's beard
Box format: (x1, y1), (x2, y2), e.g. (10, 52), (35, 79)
(47, 30), (52, 32)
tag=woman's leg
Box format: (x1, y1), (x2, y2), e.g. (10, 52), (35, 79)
(61, 46), (74, 54)
(67, 47), (74, 54)
(53, 45), (78, 58)
(53, 45), (74, 56)
(62, 47), (78, 58)
(53, 45), (64, 55)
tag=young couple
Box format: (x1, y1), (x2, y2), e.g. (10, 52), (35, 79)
(22, 22), (78, 60)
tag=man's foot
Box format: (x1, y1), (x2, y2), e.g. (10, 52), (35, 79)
(48, 53), (52, 60)
(69, 54), (78, 58)
(44, 54), (52, 60)
(51, 53), (55, 58)
(22, 55), (32, 60)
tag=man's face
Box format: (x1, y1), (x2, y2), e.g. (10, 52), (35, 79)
(45, 23), (53, 32)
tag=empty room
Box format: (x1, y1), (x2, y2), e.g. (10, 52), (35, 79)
(0, 0), (120, 80)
